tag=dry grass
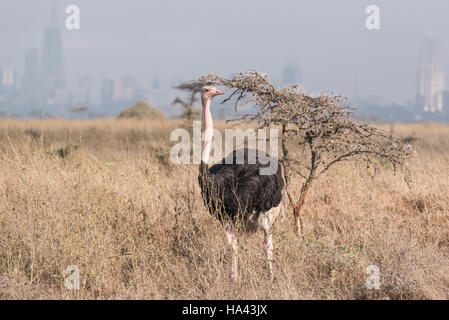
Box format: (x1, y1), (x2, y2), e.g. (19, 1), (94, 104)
(0, 119), (448, 300)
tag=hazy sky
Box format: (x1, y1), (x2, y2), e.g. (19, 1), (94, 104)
(1, 0), (448, 106)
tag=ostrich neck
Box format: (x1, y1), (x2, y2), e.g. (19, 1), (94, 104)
(201, 97), (213, 164)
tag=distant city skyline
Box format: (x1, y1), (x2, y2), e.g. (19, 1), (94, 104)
(0, 1), (150, 118)
(1, 0), (449, 120)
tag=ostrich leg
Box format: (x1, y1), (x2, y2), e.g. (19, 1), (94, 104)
(260, 215), (274, 281)
(225, 225), (238, 283)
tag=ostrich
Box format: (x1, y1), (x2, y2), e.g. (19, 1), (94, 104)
(198, 85), (285, 282)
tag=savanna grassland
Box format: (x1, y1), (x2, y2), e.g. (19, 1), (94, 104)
(0, 119), (448, 299)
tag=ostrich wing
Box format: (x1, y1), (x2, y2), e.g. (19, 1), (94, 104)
(200, 149), (284, 224)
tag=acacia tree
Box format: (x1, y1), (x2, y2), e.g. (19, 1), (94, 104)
(172, 83), (202, 120)
(186, 70), (413, 236)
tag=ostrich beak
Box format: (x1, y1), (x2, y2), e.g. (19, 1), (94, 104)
(215, 90), (224, 96)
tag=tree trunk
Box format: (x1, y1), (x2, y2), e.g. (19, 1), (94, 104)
(294, 184), (309, 237)
(281, 124), (314, 237)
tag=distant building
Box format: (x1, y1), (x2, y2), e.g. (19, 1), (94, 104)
(101, 79), (114, 107)
(111, 75), (145, 102)
(0, 69), (17, 91)
(121, 76), (138, 101)
(41, 0), (65, 100)
(0, 68), (19, 111)
(152, 77), (160, 89)
(22, 48), (40, 103)
(281, 64), (302, 86)
(75, 76), (91, 105)
(416, 33), (445, 113)
(443, 90), (449, 115)
(112, 76), (122, 102)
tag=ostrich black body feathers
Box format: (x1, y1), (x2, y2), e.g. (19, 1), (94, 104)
(198, 148), (284, 233)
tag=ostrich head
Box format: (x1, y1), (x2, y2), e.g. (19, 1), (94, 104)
(201, 85), (224, 102)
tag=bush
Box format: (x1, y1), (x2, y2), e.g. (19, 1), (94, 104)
(118, 101), (166, 120)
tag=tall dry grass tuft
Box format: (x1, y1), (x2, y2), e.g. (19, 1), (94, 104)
(0, 119), (448, 299)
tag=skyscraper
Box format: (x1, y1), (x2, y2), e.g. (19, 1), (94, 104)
(0, 69), (17, 91)
(76, 76), (91, 105)
(111, 75), (141, 102)
(416, 33), (445, 113)
(41, 0), (64, 100)
(101, 79), (114, 107)
(22, 48), (40, 103)
(281, 64), (302, 86)
(0, 69), (19, 109)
